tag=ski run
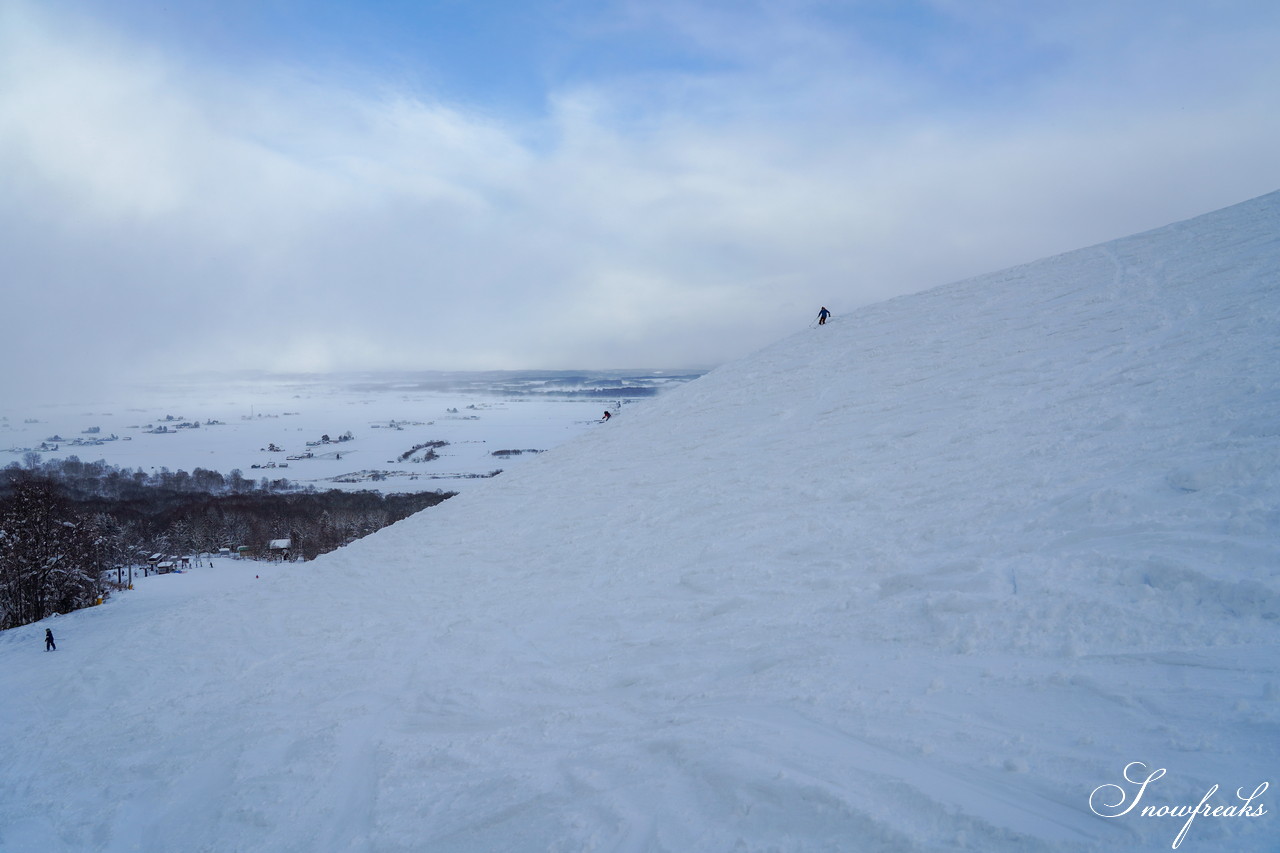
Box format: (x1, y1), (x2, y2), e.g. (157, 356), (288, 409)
(2, 191), (1278, 852)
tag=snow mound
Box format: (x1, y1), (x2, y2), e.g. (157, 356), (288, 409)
(3, 192), (1279, 851)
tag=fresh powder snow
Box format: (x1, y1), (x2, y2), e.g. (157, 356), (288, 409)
(2, 192), (1278, 851)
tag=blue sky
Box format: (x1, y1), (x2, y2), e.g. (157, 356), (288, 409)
(2, 0), (1279, 402)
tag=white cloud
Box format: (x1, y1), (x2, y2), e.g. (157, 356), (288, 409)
(1, 0), (1279, 404)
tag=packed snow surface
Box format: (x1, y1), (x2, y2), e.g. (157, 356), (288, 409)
(3, 192), (1279, 851)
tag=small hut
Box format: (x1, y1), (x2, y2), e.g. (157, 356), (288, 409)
(268, 539), (292, 562)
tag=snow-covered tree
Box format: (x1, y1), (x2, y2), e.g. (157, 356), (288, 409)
(0, 479), (105, 629)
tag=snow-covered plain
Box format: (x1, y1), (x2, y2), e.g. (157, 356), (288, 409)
(3, 192), (1279, 851)
(1, 371), (696, 492)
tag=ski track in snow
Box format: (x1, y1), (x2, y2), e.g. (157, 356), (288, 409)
(3, 192), (1280, 851)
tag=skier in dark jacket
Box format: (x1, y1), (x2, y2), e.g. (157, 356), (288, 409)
(45, 628), (55, 651)
(817, 306), (831, 325)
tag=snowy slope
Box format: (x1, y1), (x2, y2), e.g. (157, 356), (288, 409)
(3, 192), (1279, 852)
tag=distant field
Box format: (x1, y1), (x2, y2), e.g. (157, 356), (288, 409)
(1, 369), (703, 493)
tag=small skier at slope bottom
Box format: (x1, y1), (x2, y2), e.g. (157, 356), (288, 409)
(45, 628), (55, 651)
(816, 306), (832, 325)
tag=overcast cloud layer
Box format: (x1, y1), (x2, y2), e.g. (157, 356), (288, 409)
(2, 0), (1279, 403)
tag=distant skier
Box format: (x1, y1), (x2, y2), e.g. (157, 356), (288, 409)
(45, 628), (55, 651)
(601, 410), (612, 422)
(816, 306), (831, 326)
